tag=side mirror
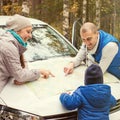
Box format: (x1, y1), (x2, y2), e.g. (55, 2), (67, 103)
(72, 18), (82, 50)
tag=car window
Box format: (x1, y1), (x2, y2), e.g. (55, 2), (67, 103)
(25, 25), (77, 62)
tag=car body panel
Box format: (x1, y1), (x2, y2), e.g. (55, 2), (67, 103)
(110, 110), (120, 119)
(1, 57), (120, 117)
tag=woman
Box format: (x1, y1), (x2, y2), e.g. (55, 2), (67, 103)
(0, 14), (54, 92)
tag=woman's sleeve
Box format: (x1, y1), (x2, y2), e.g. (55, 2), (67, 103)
(2, 46), (40, 82)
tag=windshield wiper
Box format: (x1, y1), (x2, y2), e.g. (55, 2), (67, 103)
(45, 53), (76, 59)
(29, 53), (75, 62)
(29, 57), (48, 62)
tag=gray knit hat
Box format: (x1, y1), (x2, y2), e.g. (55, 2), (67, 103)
(6, 14), (32, 32)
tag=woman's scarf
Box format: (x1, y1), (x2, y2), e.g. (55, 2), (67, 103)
(8, 30), (27, 47)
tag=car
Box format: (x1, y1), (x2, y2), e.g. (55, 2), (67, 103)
(0, 15), (120, 120)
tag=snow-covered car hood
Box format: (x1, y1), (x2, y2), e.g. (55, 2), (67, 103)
(0, 57), (120, 117)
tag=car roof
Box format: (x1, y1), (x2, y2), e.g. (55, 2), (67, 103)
(0, 15), (47, 26)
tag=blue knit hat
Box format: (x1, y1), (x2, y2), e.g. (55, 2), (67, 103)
(84, 64), (103, 85)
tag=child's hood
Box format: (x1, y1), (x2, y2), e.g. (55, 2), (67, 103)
(80, 84), (111, 108)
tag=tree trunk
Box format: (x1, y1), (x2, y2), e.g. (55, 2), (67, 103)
(63, 0), (70, 40)
(0, 0), (3, 15)
(82, 0), (87, 23)
(96, 0), (100, 29)
(30, 0), (41, 18)
(113, 0), (116, 35)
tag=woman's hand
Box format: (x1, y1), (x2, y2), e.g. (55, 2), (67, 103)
(14, 80), (25, 85)
(14, 69), (55, 85)
(40, 69), (55, 79)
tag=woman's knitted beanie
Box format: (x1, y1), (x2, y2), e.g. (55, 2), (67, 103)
(6, 14), (32, 32)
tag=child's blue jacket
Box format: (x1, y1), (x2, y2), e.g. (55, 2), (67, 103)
(60, 84), (116, 120)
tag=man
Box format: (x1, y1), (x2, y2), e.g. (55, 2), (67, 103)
(64, 22), (120, 79)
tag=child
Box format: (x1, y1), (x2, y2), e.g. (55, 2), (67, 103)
(60, 64), (116, 120)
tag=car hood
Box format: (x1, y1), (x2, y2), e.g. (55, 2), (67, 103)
(0, 57), (120, 116)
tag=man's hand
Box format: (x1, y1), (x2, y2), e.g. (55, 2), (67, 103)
(64, 62), (74, 76)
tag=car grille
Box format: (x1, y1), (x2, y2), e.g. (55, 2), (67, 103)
(43, 111), (77, 120)
(43, 99), (120, 120)
(0, 99), (120, 120)
(0, 104), (44, 120)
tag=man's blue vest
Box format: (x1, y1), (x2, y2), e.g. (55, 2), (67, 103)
(92, 30), (120, 79)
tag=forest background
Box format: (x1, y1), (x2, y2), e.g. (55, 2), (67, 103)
(0, 0), (120, 48)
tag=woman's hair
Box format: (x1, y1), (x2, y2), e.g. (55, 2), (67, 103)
(20, 54), (25, 68)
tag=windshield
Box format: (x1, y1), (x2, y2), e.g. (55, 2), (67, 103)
(24, 25), (77, 62)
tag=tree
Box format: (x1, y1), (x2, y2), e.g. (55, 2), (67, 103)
(0, 0), (4, 14)
(82, 0), (87, 23)
(63, 0), (70, 40)
(21, 1), (30, 17)
(113, 0), (116, 36)
(96, 0), (100, 29)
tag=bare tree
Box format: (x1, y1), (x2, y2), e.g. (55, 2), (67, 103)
(0, 0), (3, 14)
(63, 0), (70, 40)
(82, 0), (87, 23)
(21, 1), (29, 16)
(96, 0), (100, 29)
(113, 0), (116, 35)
